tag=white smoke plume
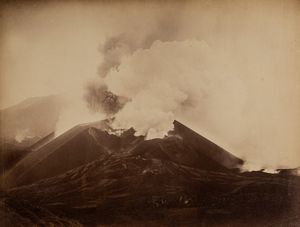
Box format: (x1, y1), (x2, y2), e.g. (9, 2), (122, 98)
(105, 39), (246, 138)
(84, 12), (183, 113)
(100, 38), (299, 170)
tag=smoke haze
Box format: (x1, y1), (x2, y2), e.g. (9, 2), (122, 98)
(1, 0), (299, 169)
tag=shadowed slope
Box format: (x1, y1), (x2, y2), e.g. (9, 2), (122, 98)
(3, 124), (112, 188)
(5, 154), (300, 226)
(172, 121), (243, 169)
(130, 120), (243, 172)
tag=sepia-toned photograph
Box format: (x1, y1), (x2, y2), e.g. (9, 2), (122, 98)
(0, 0), (299, 226)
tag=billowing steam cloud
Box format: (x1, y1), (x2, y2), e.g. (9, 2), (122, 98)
(86, 36), (299, 169)
(104, 39), (246, 140)
(96, 14), (182, 79)
(84, 13), (183, 114)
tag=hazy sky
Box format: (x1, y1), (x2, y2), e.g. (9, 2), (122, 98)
(0, 0), (299, 169)
(1, 0), (299, 108)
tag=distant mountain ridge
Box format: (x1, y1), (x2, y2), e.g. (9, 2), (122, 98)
(0, 95), (65, 144)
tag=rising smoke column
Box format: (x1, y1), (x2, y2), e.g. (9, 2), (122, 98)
(84, 13), (183, 114)
(56, 10), (185, 136)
